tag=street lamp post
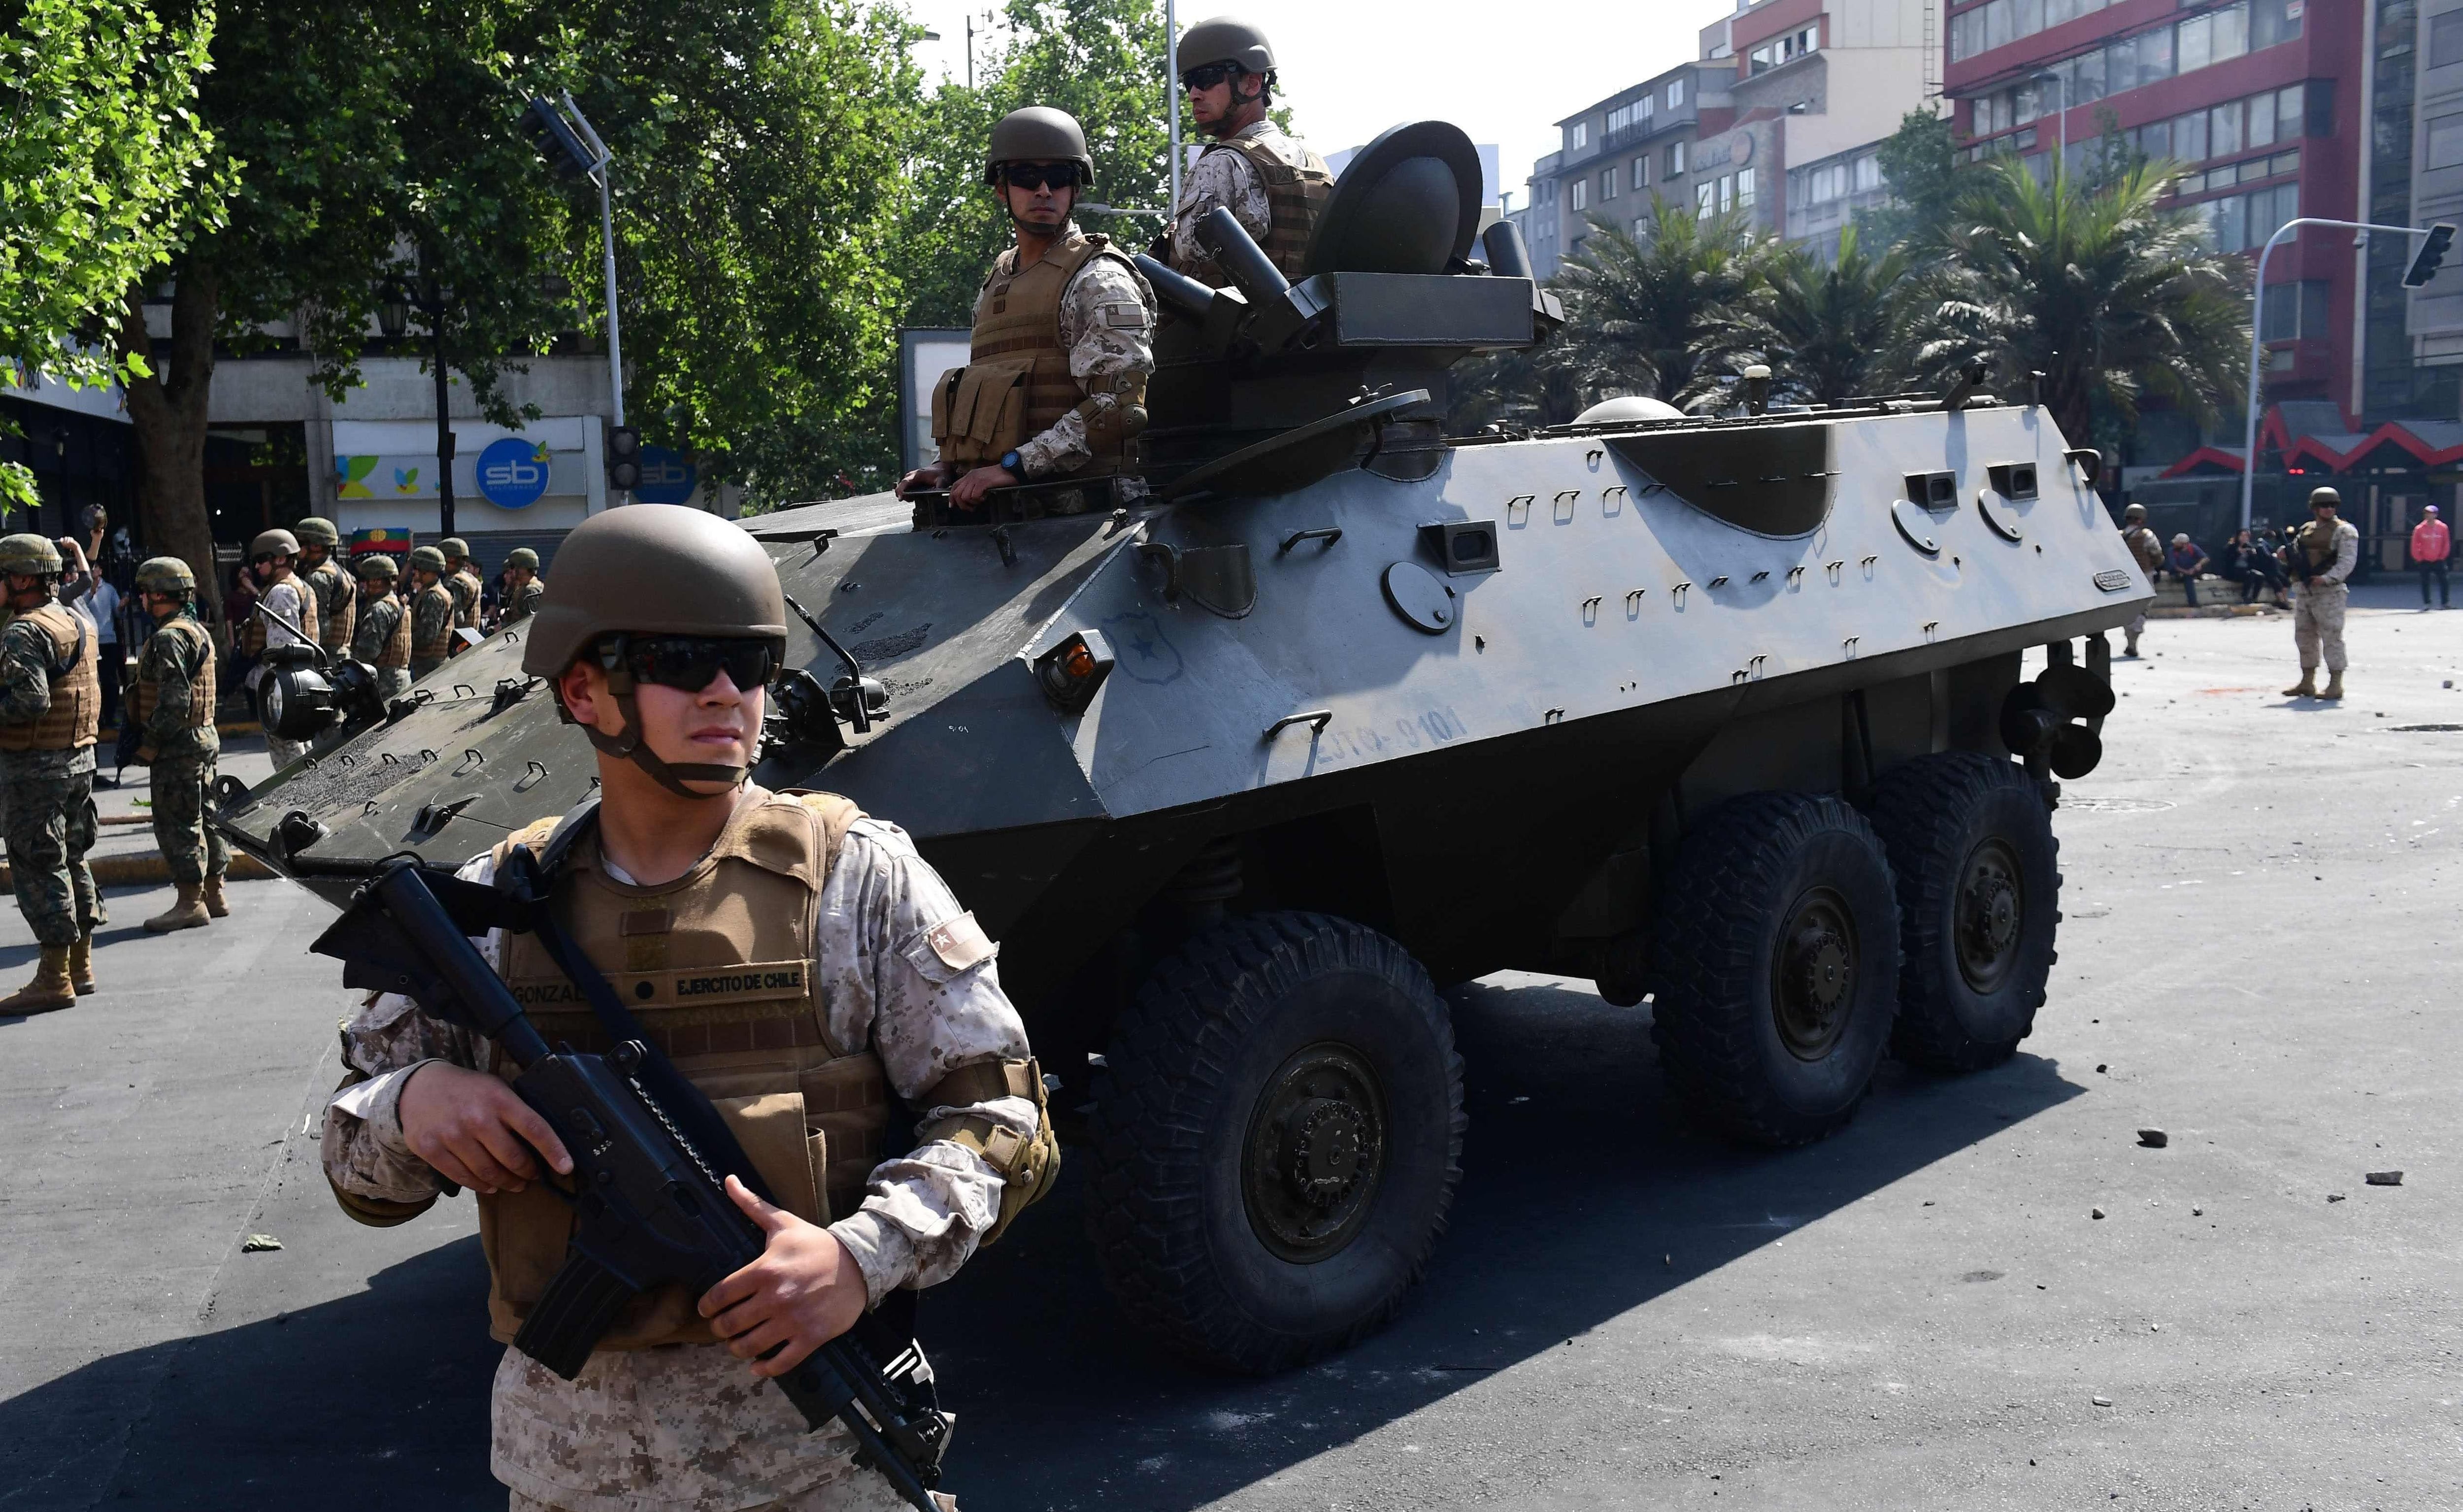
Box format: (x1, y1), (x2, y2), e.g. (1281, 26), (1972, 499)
(526, 94), (628, 494)
(2239, 217), (2449, 534)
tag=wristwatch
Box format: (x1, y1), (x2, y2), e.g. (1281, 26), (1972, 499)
(999, 449), (1024, 477)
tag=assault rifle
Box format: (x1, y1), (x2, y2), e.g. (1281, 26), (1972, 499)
(310, 856), (953, 1511)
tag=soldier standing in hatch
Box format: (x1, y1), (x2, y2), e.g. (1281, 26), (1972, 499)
(896, 107), (1155, 513)
(294, 516), (357, 658)
(0, 535), (102, 1014)
(320, 503), (1055, 1512)
(130, 557), (230, 934)
(440, 536), (485, 632)
(1167, 17), (1332, 286)
(498, 546), (544, 626)
(2119, 503), (2163, 657)
(407, 545), (458, 680)
(2281, 485), (2361, 700)
(351, 554), (414, 704)
(243, 528), (321, 771)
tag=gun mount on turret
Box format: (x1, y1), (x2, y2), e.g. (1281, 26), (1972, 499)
(222, 120), (2148, 1377)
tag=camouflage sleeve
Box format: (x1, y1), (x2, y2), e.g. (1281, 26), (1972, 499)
(1169, 143), (1270, 284)
(1015, 254), (1155, 480)
(2324, 523), (2361, 586)
(320, 853), (499, 1211)
(350, 599), (396, 663)
(0, 618), (54, 727)
(412, 588), (454, 650)
(262, 580), (309, 649)
(139, 628), (199, 742)
(817, 819), (1037, 1303)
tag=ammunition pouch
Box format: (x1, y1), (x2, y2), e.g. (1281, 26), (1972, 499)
(930, 357), (1034, 470)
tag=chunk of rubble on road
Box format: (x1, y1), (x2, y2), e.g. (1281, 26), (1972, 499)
(2365, 1171), (2404, 1186)
(2137, 1129), (2168, 1148)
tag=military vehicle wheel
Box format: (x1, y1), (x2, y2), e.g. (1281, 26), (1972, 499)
(1650, 792), (1902, 1147)
(1868, 753), (2060, 1072)
(1085, 911), (1465, 1374)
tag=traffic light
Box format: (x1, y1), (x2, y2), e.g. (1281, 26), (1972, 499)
(524, 97), (595, 180)
(607, 426), (641, 492)
(2404, 223), (2456, 289)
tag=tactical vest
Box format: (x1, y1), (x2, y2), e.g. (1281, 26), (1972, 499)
(1195, 133), (1332, 282)
(411, 582), (456, 664)
(932, 231), (1140, 477)
(240, 577), (320, 657)
(2123, 525), (2163, 572)
(128, 617), (215, 732)
(501, 579), (542, 625)
(357, 594), (412, 669)
(2297, 519), (2350, 575)
(305, 558), (356, 652)
(0, 601), (100, 752)
(475, 789), (892, 1349)
(450, 569), (483, 629)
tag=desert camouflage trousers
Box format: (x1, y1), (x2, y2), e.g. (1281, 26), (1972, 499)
(1, 750), (100, 948)
(151, 748), (229, 886)
(2293, 584), (2349, 672)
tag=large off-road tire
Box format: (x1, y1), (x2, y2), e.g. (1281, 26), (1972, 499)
(1085, 911), (1465, 1375)
(1650, 792), (1902, 1148)
(1867, 752), (2060, 1072)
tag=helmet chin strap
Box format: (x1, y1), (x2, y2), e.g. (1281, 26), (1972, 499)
(583, 649), (747, 800)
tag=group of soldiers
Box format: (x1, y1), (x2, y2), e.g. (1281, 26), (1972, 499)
(0, 524), (544, 1014)
(898, 16), (1327, 509)
(2119, 485), (2361, 699)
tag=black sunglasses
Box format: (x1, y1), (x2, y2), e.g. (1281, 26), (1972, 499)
(1000, 162), (1081, 191)
(1180, 61), (1241, 92)
(618, 636), (778, 693)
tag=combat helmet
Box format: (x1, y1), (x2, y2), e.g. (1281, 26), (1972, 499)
(407, 545), (448, 575)
(135, 556), (197, 595)
(2309, 486), (2342, 509)
(985, 106), (1093, 186)
(506, 547), (540, 571)
(520, 504), (787, 797)
(0, 534), (63, 577)
(294, 517), (340, 548)
(437, 536), (471, 564)
(250, 528), (300, 563)
(355, 553), (399, 582)
(1177, 15), (1276, 75)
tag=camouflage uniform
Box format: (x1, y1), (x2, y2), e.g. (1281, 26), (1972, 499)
(352, 590), (415, 704)
(133, 614), (227, 886)
(322, 805), (1035, 1512)
(451, 568), (485, 630)
(995, 245), (1154, 482)
(2291, 515), (2361, 673)
(501, 578), (545, 625)
(1168, 119), (1324, 282)
(0, 619), (100, 947)
(252, 575), (316, 769)
(301, 556), (356, 655)
(409, 580), (457, 681)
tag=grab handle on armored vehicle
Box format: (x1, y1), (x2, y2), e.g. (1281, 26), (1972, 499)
(2063, 447), (2101, 484)
(781, 592), (876, 734)
(1196, 206), (1290, 306)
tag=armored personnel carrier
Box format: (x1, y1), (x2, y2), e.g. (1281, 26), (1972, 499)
(225, 122), (2145, 1375)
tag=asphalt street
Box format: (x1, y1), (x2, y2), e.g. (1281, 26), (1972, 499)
(5, 586), (2460, 1512)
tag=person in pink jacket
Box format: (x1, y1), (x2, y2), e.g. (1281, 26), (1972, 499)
(2412, 503), (2452, 609)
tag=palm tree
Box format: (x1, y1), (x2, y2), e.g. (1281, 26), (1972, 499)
(1681, 225), (1914, 409)
(1894, 158), (2247, 448)
(1545, 196), (1774, 408)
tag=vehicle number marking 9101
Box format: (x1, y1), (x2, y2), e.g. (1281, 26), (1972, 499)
(1313, 707), (1468, 765)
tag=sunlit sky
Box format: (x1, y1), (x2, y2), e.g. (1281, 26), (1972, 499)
(899, 1), (1740, 207)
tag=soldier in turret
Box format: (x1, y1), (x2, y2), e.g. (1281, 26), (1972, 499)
(1168, 17), (1332, 286)
(407, 545), (458, 681)
(0, 535), (103, 1013)
(898, 107), (1155, 512)
(293, 516), (357, 658)
(130, 556), (230, 934)
(351, 554), (414, 703)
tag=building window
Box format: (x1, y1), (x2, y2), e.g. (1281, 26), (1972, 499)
(2260, 279), (2332, 339)
(1744, 23), (1817, 73)
(1735, 166), (1757, 208)
(1632, 156), (1650, 190)
(1697, 180), (1716, 216)
(1954, 0), (2298, 81)
(1602, 168), (1618, 201)
(2431, 113), (2463, 171)
(2210, 100), (2243, 158)
(1570, 178), (1587, 211)
(1606, 96), (1655, 136)
(2435, 11), (2463, 70)
(1665, 142), (1683, 179)
(1854, 154), (1883, 194)
(1668, 77), (1686, 109)
(1718, 174), (1735, 212)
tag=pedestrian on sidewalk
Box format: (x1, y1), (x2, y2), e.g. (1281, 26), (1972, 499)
(2282, 486), (2361, 700)
(129, 558), (230, 932)
(2410, 502), (2451, 609)
(76, 571), (122, 733)
(2120, 503), (2164, 656)
(2168, 534), (2211, 608)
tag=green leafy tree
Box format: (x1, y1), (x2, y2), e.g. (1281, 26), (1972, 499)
(1895, 158), (2247, 450)
(0, 0), (222, 509)
(1857, 107), (1964, 253)
(1682, 225), (1914, 408)
(1545, 197), (1774, 409)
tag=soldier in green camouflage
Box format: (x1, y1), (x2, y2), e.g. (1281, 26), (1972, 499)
(408, 545), (458, 680)
(129, 557), (230, 932)
(0, 534), (103, 1013)
(294, 516), (357, 657)
(499, 546), (544, 625)
(352, 553), (415, 703)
